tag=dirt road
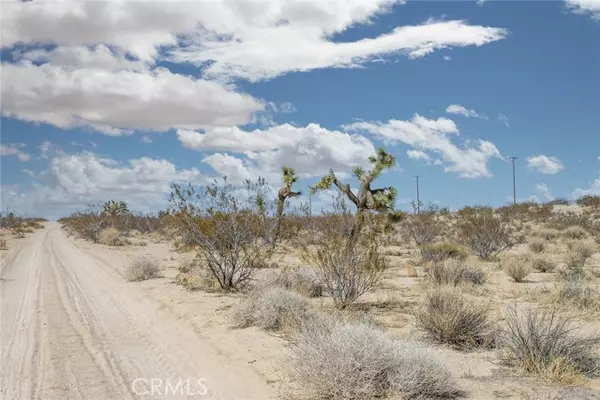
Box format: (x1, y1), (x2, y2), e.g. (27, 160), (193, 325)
(0, 223), (275, 400)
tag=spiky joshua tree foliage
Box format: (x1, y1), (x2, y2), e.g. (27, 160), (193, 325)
(310, 148), (397, 238)
(274, 166), (302, 240)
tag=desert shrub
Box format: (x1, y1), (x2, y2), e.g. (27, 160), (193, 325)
(403, 208), (441, 246)
(562, 226), (588, 240)
(560, 242), (595, 280)
(233, 287), (311, 332)
(547, 212), (591, 231)
(99, 227), (129, 246)
(420, 242), (468, 262)
(425, 259), (486, 286)
(125, 257), (162, 281)
(11, 224), (26, 238)
(531, 255), (555, 273)
(272, 266), (323, 298)
(0, 238), (7, 250)
(457, 209), (513, 260)
(533, 228), (561, 241)
(286, 317), (461, 400)
(415, 286), (496, 349)
(499, 308), (600, 383)
(545, 198), (571, 206)
(175, 263), (219, 291)
(558, 279), (600, 310)
(301, 215), (388, 307)
(528, 238), (546, 254)
(502, 256), (532, 282)
(576, 195), (600, 209)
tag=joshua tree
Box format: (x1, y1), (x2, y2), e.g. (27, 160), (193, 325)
(311, 148), (397, 238)
(102, 200), (129, 217)
(273, 166), (302, 240)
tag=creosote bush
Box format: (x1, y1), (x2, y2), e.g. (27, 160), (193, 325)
(286, 316), (461, 400)
(415, 286), (497, 349)
(403, 209), (442, 246)
(234, 287), (311, 332)
(500, 308), (600, 384)
(533, 228), (561, 241)
(125, 257), (161, 281)
(425, 259), (486, 286)
(420, 242), (468, 262)
(0, 238), (7, 250)
(557, 279), (600, 311)
(99, 227), (129, 246)
(562, 226), (588, 240)
(457, 209), (513, 260)
(531, 255), (555, 273)
(271, 266), (323, 298)
(502, 256), (532, 283)
(528, 238), (546, 254)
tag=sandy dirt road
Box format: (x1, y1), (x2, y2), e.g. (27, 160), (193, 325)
(0, 224), (275, 400)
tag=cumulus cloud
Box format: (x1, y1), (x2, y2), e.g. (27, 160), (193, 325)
(177, 123), (375, 183)
(536, 183), (554, 201)
(1, 61), (264, 134)
(141, 136), (153, 144)
(573, 175), (600, 197)
(345, 114), (502, 178)
(446, 104), (487, 119)
(527, 155), (565, 175)
(0, 143), (31, 161)
(407, 149), (432, 162)
(566, 0), (600, 20)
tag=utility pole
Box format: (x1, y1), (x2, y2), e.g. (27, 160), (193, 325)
(509, 156), (517, 205)
(414, 175), (421, 214)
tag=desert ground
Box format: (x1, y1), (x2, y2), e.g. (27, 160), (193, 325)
(1, 201), (600, 400)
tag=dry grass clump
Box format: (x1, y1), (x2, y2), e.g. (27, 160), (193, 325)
(420, 242), (468, 262)
(562, 226), (588, 240)
(99, 227), (130, 246)
(415, 286), (497, 349)
(0, 238), (7, 250)
(533, 228), (561, 241)
(502, 256), (532, 283)
(286, 316), (461, 400)
(557, 279), (600, 311)
(175, 262), (220, 291)
(499, 308), (600, 384)
(531, 255), (556, 273)
(457, 210), (513, 260)
(125, 257), (162, 281)
(271, 266), (323, 298)
(559, 241), (596, 280)
(233, 287), (311, 332)
(425, 259), (486, 286)
(528, 238), (546, 254)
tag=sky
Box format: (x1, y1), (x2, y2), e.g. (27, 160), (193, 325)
(1, 0), (599, 219)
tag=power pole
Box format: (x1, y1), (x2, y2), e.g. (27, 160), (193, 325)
(414, 175), (421, 214)
(509, 156), (517, 205)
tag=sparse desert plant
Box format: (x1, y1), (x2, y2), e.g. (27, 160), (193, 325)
(528, 238), (546, 254)
(415, 286), (497, 349)
(424, 259), (486, 286)
(271, 266), (323, 298)
(562, 226), (588, 240)
(403, 209), (442, 246)
(532, 255), (555, 273)
(175, 263), (219, 291)
(99, 227), (129, 246)
(233, 287), (311, 332)
(560, 242), (595, 280)
(420, 242), (468, 262)
(499, 308), (600, 384)
(0, 238), (7, 250)
(576, 195), (600, 209)
(286, 317), (461, 400)
(11, 224), (26, 238)
(502, 256), (532, 283)
(457, 209), (513, 260)
(534, 228), (561, 241)
(557, 279), (600, 311)
(125, 257), (162, 281)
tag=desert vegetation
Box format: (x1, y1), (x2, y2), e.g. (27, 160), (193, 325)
(54, 151), (600, 399)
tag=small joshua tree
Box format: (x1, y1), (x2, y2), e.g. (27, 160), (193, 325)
(273, 166), (302, 241)
(310, 148), (397, 238)
(102, 200), (129, 217)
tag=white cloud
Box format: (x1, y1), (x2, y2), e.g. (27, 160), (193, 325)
(536, 183), (554, 201)
(1, 61), (264, 134)
(141, 136), (153, 144)
(0, 143), (31, 161)
(178, 123), (375, 183)
(527, 155), (565, 175)
(407, 149), (432, 162)
(573, 175), (600, 197)
(443, 55), (452, 61)
(566, 0), (600, 20)
(498, 113), (510, 128)
(22, 169), (37, 178)
(446, 104), (487, 119)
(345, 114), (502, 178)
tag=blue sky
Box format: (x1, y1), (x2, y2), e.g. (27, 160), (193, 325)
(1, 0), (598, 218)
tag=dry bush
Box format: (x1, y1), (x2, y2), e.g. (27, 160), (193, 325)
(415, 286), (497, 349)
(233, 287), (311, 332)
(403, 209), (442, 246)
(11, 225), (26, 238)
(125, 257), (162, 281)
(0, 238), (7, 250)
(286, 317), (461, 400)
(425, 259), (486, 286)
(547, 213), (591, 231)
(420, 242), (468, 262)
(175, 262), (219, 291)
(560, 242), (595, 280)
(99, 227), (129, 246)
(528, 238), (546, 254)
(457, 210), (513, 260)
(562, 226), (588, 240)
(502, 256), (532, 283)
(532, 255), (556, 273)
(576, 195), (600, 209)
(302, 222), (388, 308)
(499, 308), (600, 384)
(557, 279), (600, 311)
(271, 266), (323, 298)
(533, 228), (561, 241)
